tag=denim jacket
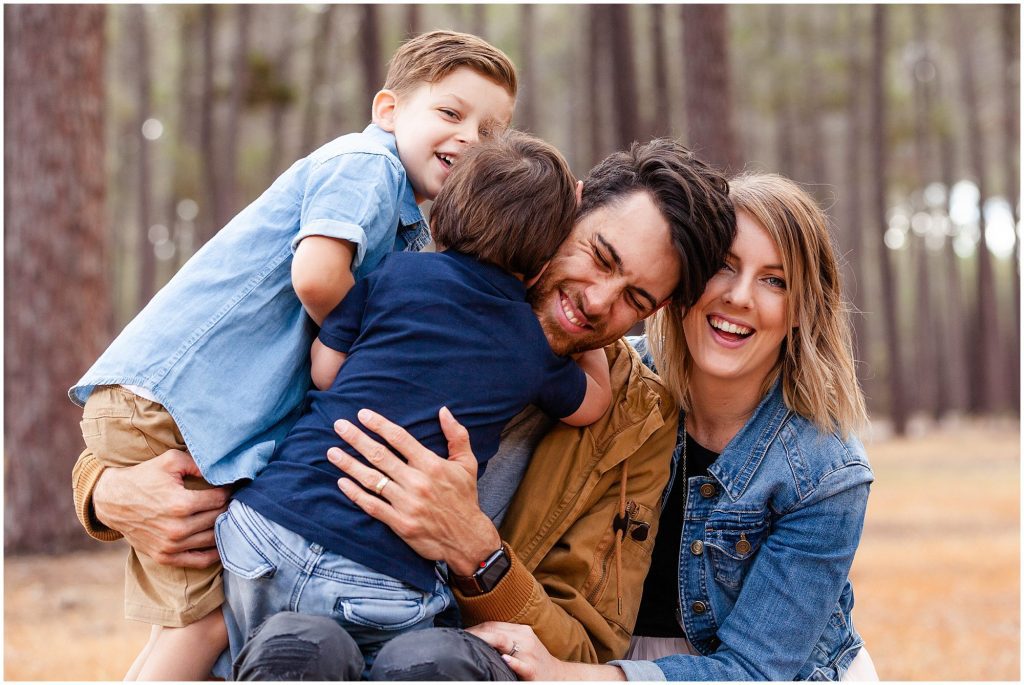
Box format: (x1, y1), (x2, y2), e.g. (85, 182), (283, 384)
(69, 124), (428, 486)
(615, 338), (873, 681)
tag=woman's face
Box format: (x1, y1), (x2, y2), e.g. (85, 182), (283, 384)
(682, 210), (792, 387)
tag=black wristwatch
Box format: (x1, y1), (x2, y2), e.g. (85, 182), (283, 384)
(450, 544), (511, 596)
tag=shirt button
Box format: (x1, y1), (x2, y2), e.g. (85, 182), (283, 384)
(690, 540), (704, 555)
(692, 600), (708, 614)
(699, 483), (717, 498)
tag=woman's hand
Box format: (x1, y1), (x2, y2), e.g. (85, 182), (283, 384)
(328, 406), (502, 575)
(469, 622), (628, 681)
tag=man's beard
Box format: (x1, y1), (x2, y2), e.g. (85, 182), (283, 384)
(527, 268), (616, 357)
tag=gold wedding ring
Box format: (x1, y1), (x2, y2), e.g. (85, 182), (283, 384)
(374, 475), (391, 495)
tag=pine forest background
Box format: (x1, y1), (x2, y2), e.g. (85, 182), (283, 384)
(3, 4), (1021, 680)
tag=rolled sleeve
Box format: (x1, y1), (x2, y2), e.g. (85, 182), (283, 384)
(291, 151), (405, 272)
(609, 659), (667, 681)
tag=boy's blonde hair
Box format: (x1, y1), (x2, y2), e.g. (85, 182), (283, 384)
(384, 30), (517, 98)
(647, 173), (868, 438)
(430, 130), (576, 280)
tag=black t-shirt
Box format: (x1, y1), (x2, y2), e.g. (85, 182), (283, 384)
(634, 431), (719, 638)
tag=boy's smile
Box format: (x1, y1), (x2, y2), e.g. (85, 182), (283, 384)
(374, 67), (515, 203)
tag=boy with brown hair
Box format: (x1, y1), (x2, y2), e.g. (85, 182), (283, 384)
(220, 130), (611, 675)
(68, 30), (517, 680)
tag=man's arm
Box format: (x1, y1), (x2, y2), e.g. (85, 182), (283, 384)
(329, 349), (677, 663)
(82, 448), (230, 567)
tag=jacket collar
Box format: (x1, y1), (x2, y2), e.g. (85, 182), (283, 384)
(705, 377), (792, 502)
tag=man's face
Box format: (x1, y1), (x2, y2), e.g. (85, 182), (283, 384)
(528, 191), (682, 356)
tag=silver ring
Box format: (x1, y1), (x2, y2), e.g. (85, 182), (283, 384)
(374, 475), (390, 495)
(507, 641), (520, 658)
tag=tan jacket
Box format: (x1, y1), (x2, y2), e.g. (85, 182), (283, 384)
(455, 339), (678, 664)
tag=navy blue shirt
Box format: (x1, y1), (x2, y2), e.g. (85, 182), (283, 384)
(236, 250), (587, 592)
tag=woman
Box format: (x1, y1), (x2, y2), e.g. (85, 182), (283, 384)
(468, 173), (878, 680)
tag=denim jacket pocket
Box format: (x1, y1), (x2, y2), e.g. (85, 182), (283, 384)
(704, 514), (769, 590)
(215, 508), (277, 581)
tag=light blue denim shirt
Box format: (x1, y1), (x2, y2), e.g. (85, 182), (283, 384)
(616, 337), (874, 681)
(70, 124), (428, 486)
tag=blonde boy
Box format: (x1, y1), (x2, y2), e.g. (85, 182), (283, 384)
(69, 31), (516, 680)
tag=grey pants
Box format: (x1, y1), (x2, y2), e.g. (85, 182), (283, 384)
(234, 612), (517, 681)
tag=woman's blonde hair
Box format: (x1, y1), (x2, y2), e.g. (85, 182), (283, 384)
(647, 173), (867, 438)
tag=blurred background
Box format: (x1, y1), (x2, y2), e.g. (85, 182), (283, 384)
(4, 3), (1019, 680)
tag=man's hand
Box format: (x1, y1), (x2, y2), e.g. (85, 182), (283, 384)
(329, 407), (502, 575)
(92, 449), (230, 568)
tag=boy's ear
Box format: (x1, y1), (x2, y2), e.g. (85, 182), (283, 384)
(372, 89), (399, 132)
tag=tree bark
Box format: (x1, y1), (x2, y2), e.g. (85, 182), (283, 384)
(607, 4), (640, 151)
(301, 5), (335, 154)
(649, 4), (671, 137)
(267, 5), (295, 182)
(131, 6), (156, 307)
(1000, 3), (1020, 411)
(359, 5), (382, 108)
(870, 6), (908, 435)
(587, 6), (608, 168)
(681, 4), (739, 173)
(841, 5), (872, 404)
(953, 5), (1002, 414)
(768, 7), (795, 179)
(517, 5), (537, 133)
(224, 5), (251, 217)
(4, 4), (109, 553)
(199, 5), (223, 242)
(908, 5), (938, 418)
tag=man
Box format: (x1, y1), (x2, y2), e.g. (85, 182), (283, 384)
(81, 139), (735, 680)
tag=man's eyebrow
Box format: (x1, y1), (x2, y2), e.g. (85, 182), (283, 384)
(596, 234), (658, 310)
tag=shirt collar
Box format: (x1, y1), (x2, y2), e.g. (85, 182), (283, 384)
(441, 249), (527, 301)
(362, 123), (425, 228)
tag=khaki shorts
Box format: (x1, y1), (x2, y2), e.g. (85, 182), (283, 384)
(80, 385), (223, 627)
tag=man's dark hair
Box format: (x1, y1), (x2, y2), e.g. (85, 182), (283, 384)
(580, 139), (736, 307)
(430, 129), (577, 279)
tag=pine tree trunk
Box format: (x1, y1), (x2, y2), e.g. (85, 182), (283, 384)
(608, 4), (640, 150)
(301, 6), (335, 154)
(199, 5), (223, 242)
(681, 4), (739, 173)
(359, 5), (382, 108)
(1000, 4), (1020, 412)
(517, 5), (537, 133)
(870, 6), (908, 435)
(649, 5), (671, 137)
(4, 4), (109, 553)
(841, 5), (872, 405)
(132, 6), (156, 306)
(953, 6), (1002, 414)
(224, 5), (251, 217)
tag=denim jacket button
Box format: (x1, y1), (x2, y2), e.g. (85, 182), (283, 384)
(690, 540), (704, 555)
(692, 600), (708, 614)
(699, 483), (717, 498)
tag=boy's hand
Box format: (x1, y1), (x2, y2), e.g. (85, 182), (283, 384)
(92, 450), (230, 568)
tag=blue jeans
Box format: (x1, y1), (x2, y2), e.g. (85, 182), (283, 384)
(216, 500), (452, 673)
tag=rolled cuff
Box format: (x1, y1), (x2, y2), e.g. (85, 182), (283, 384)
(608, 659), (666, 681)
(71, 449), (122, 542)
(453, 543), (535, 625)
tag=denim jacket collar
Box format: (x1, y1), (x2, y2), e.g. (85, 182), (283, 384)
(362, 124), (424, 229)
(703, 378), (792, 502)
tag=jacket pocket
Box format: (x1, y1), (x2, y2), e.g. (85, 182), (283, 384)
(704, 514), (769, 590)
(215, 507), (277, 580)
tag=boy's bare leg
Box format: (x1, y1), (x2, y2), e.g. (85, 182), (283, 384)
(134, 610), (228, 681)
(124, 626), (161, 681)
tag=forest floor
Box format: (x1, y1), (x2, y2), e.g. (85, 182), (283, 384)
(4, 419), (1019, 681)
